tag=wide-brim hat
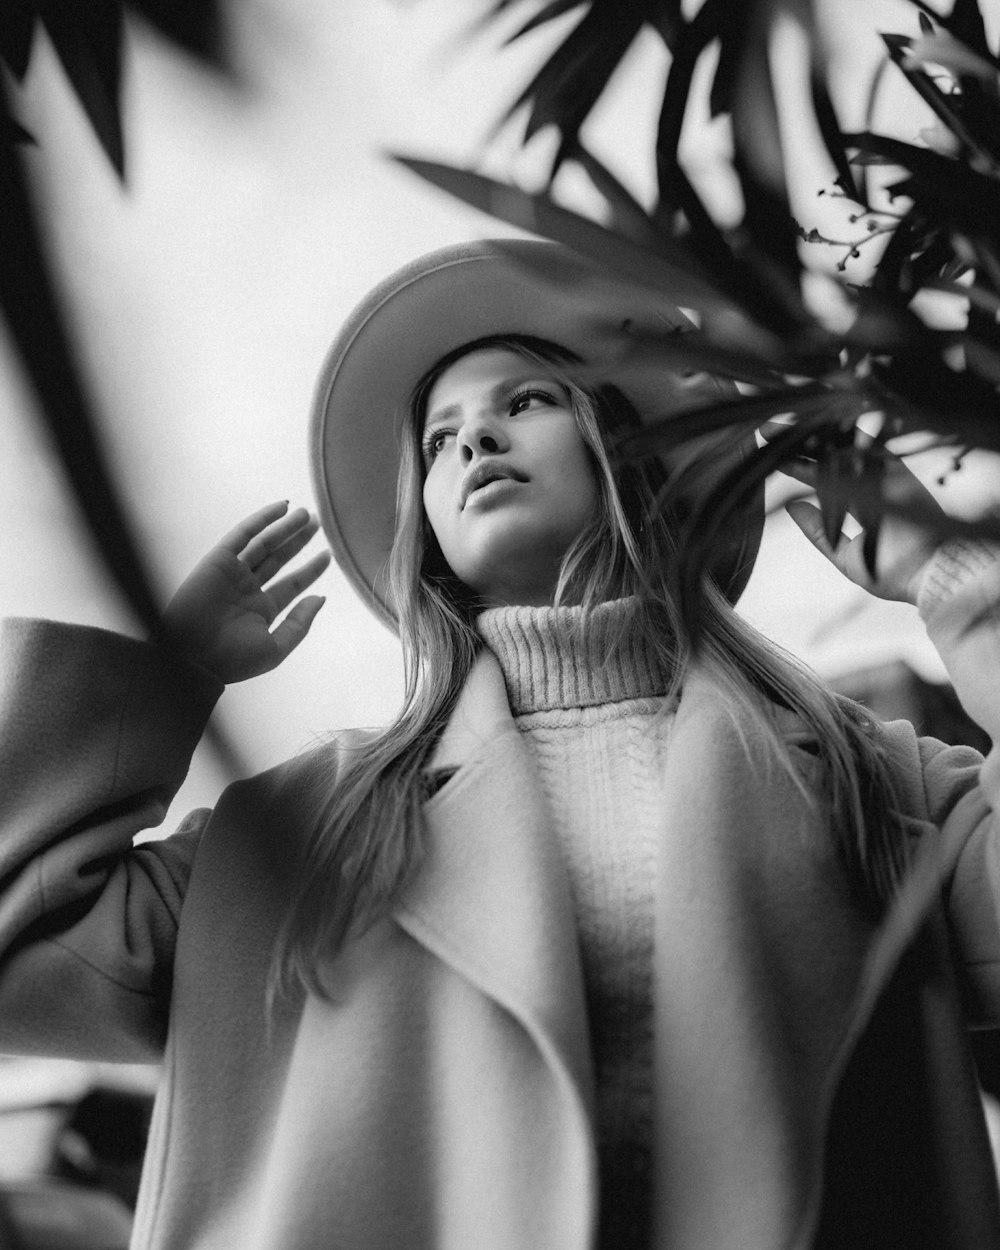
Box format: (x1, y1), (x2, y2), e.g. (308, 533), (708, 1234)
(311, 239), (763, 629)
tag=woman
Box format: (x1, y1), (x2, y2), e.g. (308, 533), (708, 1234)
(0, 239), (998, 1250)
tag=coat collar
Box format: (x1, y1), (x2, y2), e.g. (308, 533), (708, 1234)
(425, 650), (513, 774)
(397, 652), (972, 1085)
(393, 651), (595, 1114)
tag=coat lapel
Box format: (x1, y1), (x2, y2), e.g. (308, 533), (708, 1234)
(392, 652), (594, 1111)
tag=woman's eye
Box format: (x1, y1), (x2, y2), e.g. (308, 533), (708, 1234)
(508, 388), (556, 415)
(422, 429), (452, 461)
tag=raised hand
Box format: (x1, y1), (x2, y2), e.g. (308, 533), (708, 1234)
(769, 425), (947, 605)
(164, 502), (331, 683)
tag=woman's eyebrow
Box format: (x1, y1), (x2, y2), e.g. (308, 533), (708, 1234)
(423, 401), (460, 429)
(426, 373), (562, 427)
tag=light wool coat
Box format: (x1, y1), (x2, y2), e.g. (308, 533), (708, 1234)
(0, 588), (999, 1248)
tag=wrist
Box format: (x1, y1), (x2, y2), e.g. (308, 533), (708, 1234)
(915, 538), (1000, 618)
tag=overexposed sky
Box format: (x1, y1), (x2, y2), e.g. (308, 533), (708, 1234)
(2, 0), (994, 817)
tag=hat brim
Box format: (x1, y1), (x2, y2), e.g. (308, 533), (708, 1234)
(311, 239), (763, 629)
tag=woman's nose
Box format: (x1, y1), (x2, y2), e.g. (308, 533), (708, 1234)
(459, 422), (507, 462)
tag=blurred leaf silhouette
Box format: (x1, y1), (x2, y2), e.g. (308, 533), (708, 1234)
(0, 3), (243, 770)
(402, 0), (1000, 632)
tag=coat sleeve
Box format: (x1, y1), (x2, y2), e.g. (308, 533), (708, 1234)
(0, 618), (223, 1061)
(915, 542), (1000, 1023)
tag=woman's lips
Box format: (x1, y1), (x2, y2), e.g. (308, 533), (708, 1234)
(463, 476), (523, 508)
(461, 462), (527, 508)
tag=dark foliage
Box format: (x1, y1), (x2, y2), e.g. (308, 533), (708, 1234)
(402, 0), (1000, 629)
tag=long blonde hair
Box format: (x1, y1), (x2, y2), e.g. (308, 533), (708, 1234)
(273, 336), (908, 1001)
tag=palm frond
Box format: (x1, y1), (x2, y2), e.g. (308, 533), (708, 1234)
(502, 0), (654, 163)
(881, 32), (1000, 168)
(394, 154), (726, 308)
(42, 2), (126, 175)
(0, 2), (37, 79)
(569, 142), (665, 246)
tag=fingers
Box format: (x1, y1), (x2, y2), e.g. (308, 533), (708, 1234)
(199, 504), (333, 672)
(217, 502), (324, 571)
(245, 511), (323, 585)
(218, 501), (292, 555)
(217, 503), (330, 597)
(241, 506), (315, 568)
(265, 549), (332, 616)
(785, 499), (843, 559)
(269, 594), (327, 662)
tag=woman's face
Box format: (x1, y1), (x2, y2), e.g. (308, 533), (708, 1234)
(420, 347), (601, 607)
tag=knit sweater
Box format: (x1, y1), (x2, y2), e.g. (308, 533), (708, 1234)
(477, 599), (676, 1249)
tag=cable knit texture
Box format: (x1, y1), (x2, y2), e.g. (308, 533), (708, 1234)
(477, 599), (676, 1249)
(916, 537), (999, 616)
(917, 538), (1000, 796)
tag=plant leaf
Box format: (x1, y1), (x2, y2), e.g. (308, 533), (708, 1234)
(569, 142), (663, 246)
(847, 131), (1000, 233)
(857, 51), (893, 206)
(617, 386), (836, 462)
(729, 18), (803, 293)
(881, 32), (1000, 168)
(852, 441), (886, 578)
(906, 25), (1000, 156)
(0, 80), (146, 618)
(501, 0), (651, 158)
(905, 32), (999, 81)
(941, 0), (994, 60)
(673, 417), (822, 640)
(872, 354), (1000, 448)
(709, 9), (744, 118)
(652, 163), (762, 320)
(654, 0), (730, 193)
(0, 2), (37, 79)
(41, 3), (126, 176)
(908, 229), (964, 292)
(661, 144), (811, 336)
(815, 440), (853, 548)
(810, 70), (860, 202)
(393, 155), (727, 308)
(871, 205), (924, 297)
(589, 326), (793, 389)
(922, 277), (1000, 315)
(502, 0), (588, 45)
(961, 335), (1000, 385)
(3, 114), (36, 146)
(127, 0), (226, 64)
(644, 0), (684, 51)
(966, 293), (1000, 350)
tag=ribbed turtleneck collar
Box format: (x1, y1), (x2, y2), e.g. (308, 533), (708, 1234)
(475, 598), (673, 716)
